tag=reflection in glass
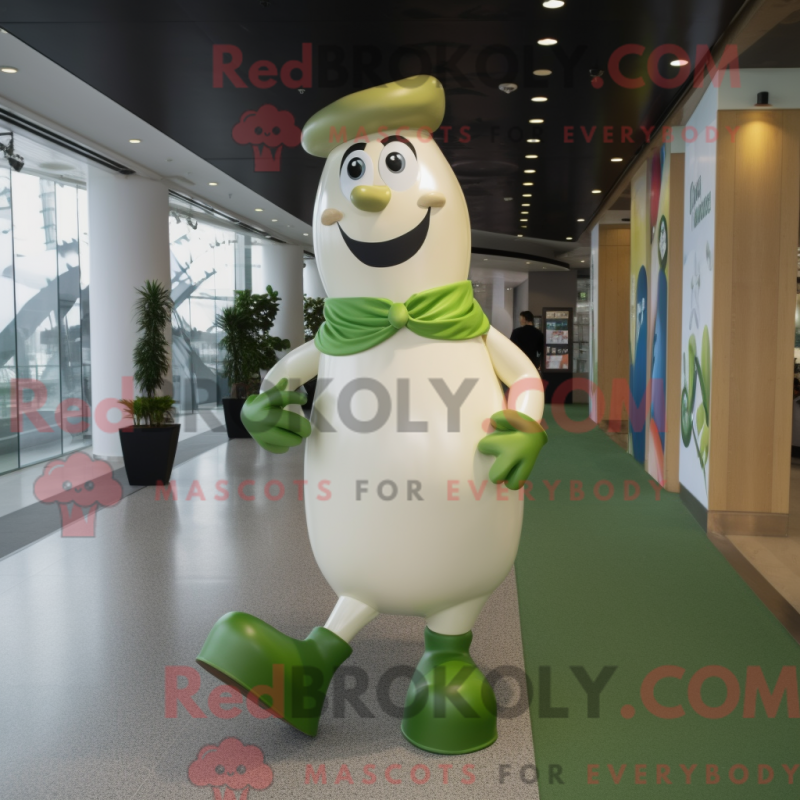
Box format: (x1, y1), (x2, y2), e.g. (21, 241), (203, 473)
(56, 183), (87, 452)
(169, 214), (250, 413)
(0, 167), (17, 473)
(13, 173), (62, 467)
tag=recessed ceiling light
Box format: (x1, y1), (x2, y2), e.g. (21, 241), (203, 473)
(208, 182), (218, 186)
(522, 193), (532, 197)
(581, 260), (585, 263)
(522, 203), (530, 207)
(524, 169), (536, 174)
(531, 96), (548, 102)
(521, 210), (529, 214)
(255, 208), (263, 212)
(483, 258), (488, 261)
(577, 218), (585, 222)
(523, 182), (534, 186)
(543, 0), (565, 7)
(527, 138), (541, 143)
(526, 261), (531, 264)
(591, 189), (601, 194)
(610, 157), (623, 162)
(525, 155), (538, 159)
(537, 38), (558, 46)
(271, 219), (278, 222)
(129, 138), (141, 144)
(1, 66), (18, 74)
(529, 118), (545, 124)
(670, 59), (689, 67)
(566, 236), (573, 240)
(517, 234), (523, 237)
(303, 232), (309, 236)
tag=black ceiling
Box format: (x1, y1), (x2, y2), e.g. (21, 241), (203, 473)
(2, 0), (747, 239)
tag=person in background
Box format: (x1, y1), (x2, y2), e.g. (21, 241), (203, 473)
(510, 310), (544, 370)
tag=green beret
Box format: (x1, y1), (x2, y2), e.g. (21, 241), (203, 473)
(302, 75), (445, 158)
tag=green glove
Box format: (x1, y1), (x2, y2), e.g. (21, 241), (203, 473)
(477, 410), (547, 490)
(241, 377), (312, 454)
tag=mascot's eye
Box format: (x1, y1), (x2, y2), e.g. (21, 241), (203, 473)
(272, 126), (280, 135)
(254, 126), (262, 136)
(62, 481), (72, 491)
(386, 152), (405, 173)
(85, 480), (94, 491)
(215, 765), (225, 775)
(347, 158), (365, 180)
(237, 765), (246, 774)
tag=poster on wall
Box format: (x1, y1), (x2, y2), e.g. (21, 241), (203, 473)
(645, 143), (671, 486)
(679, 85), (718, 508)
(589, 225), (599, 422)
(629, 166), (649, 462)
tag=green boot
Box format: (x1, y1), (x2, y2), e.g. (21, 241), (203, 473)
(401, 628), (497, 754)
(197, 612), (351, 736)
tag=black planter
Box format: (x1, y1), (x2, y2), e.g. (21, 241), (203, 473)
(119, 424), (181, 486)
(222, 398), (252, 439)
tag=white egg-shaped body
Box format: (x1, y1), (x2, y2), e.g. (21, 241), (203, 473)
(304, 329), (523, 623)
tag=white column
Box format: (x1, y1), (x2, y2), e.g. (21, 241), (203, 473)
(88, 169), (170, 457)
(261, 240), (304, 352)
(303, 257), (327, 299)
(491, 271), (513, 337)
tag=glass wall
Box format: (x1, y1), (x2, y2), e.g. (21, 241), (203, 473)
(0, 166), (90, 475)
(169, 212), (261, 414)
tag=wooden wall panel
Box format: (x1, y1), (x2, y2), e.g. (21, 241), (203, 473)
(597, 224), (631, 424)
(709, 110), (800, 522)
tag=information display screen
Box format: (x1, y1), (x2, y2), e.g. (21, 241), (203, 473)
(544, 309), (571, 371)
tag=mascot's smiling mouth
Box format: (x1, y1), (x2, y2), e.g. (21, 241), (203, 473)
(337, 208), (431, 268)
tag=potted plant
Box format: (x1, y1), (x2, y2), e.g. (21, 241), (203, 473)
(119, 280), (180, 486)
(217, 287), (289, 438)
(302, 294), (325, 408)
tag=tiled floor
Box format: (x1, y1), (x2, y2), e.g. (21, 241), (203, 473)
(0, 422), (538, 799)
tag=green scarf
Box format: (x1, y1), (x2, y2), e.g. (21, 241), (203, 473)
(314, 280), (490, 356)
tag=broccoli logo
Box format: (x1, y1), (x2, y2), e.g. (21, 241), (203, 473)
(188, 737), (273, 799)
(232, 105), (301, 172)
(34, 452), (122, 537)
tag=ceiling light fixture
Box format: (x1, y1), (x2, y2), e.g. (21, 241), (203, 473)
(522, 193), (532, 197)
(755, 91), (772, 107)
(527, 138), (541, 143)
(0, 66), (18, 74)
(208, 181), (218, 186)
(255, 208), (263, 212)
(537, 38), (557, 46)
(533, 70), (552, 77)
(303, 232), (309, 236)
(529, 118), (545, 124)
(271, 219), (278, 222)
(566, 236), (573, 240)
(591, 189), (601, 194)
(523, 182), (534, 186)
(521, 210), (529, 214)
(522, 203), (530, 207)
(611, 157), (623, 162)
(577, 218), (585, 222)
(129, 138), (141, 144)
(670, 59), (689, 67)
(525, 154), (538, 159)
(531, 96), (548, 102)
(524, 169), (536, 174)
(543, 0), (565, 7)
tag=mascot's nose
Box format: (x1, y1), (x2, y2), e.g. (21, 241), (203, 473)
(350, 185), (391, 212)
